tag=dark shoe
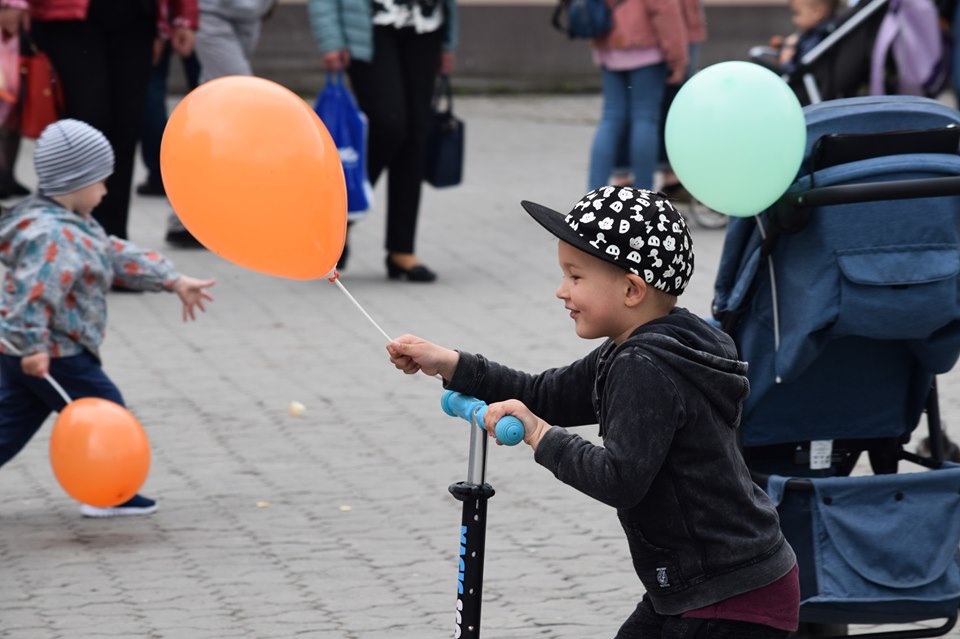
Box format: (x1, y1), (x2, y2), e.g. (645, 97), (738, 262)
(386, 256), (437, 283)
(80, 494), (158, 518)
(165, 227), (205, 249)
(661, 181), (693, 204)
(136, 180), (166, 197)
(0, 180), (29, 199)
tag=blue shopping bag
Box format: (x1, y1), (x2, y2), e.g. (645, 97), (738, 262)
(313, 71), (373, 220)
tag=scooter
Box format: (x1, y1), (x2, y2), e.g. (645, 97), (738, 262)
(441, 390), (523, 638)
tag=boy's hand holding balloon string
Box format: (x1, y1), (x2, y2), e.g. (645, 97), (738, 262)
(387, 335), (550, 448)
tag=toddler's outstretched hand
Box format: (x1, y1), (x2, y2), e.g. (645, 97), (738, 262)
(387, 334), (459, 380)
(171, 275), (216, 322)
(483, 399), (551, 449)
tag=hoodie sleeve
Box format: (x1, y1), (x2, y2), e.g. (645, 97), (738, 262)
(447, 347), (603, 427)
(0, 229), (75, 355)
(533, 350), (684, 509)
(105, 237), (180, 292)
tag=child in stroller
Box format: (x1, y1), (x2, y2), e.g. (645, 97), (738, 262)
(769, 0), (843, 73)
(750, 0), (950, 104)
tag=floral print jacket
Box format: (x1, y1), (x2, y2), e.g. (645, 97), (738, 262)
(0, 195), (180, 359)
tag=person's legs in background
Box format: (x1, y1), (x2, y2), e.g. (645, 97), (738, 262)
(139, 42), (200, 198)
(954, 0), (960, 106)
(657, 42), (701, 199)
(33, 0), (156, 240)
(194, 12), (256, 83)
(165, 12), (261, 248)
(626, 62), (667, 191)
(588, 67), (630, 191)
(138, 42), (172, 197)
(0, 123), (27, 199)
(347, 27), (442, 281)
(382, 28), (442, 278)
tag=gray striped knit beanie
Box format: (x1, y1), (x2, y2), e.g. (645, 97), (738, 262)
(35, 119), (115, 196)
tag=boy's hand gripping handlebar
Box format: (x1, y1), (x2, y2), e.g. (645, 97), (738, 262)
(441, 390), (524, 446)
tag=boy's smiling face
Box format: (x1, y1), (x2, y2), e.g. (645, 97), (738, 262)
(555, 240), (638, 343)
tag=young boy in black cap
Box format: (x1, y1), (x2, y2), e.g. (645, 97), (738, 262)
(387, 186), (799, 637)
(0, 119), (215, 517)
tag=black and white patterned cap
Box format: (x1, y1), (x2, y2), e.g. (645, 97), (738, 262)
(521, 186), (695, 296)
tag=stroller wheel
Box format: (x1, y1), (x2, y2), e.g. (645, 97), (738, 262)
(685, 199), (729, 230)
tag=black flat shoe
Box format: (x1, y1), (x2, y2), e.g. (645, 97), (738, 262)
(136, 180), (166, 197)
(386, 256), (437, 283)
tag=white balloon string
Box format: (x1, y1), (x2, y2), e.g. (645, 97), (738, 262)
(326, 272), (443, 381)
(328, 275), (393, 343)
(0, 338), (72, 404)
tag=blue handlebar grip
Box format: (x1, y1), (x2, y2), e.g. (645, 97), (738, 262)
(441, 390), (524, 446)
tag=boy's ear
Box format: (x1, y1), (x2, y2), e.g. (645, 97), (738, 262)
(624, 272), (648, 308)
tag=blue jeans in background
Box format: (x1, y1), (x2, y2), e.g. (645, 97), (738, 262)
(588, 62), (667, 191)
(140, 43), (200, 189)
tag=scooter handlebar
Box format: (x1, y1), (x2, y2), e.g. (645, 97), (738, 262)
(441, 391), (524, 446)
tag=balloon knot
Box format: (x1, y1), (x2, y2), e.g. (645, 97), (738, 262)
(326, 269), (340, 283)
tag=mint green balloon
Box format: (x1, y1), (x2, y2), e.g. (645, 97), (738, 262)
(665, 61), (806, 218)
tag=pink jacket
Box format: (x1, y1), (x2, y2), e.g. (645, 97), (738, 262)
(594, 0), (706, 75)
(1, 0), (200, 31)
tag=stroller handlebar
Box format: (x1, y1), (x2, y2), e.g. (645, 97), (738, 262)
(441, 391), (524, 446)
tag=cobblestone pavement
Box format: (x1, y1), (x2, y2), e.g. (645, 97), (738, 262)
(1, 95), (959, 638)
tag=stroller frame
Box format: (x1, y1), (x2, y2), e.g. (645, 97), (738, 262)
(714, 96), (960, 639)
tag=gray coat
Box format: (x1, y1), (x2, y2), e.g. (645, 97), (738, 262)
(199, 0), (275, 20)
(307, 0), (458, 63)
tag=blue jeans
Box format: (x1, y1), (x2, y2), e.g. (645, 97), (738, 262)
(0, 352), (125, 468)
(589, 63), (667, 191)
(140, 42), (201, 187)
(615, 596), (790, 639)
(953, 1), (960, 97)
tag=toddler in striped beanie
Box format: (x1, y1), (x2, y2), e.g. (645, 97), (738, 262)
(35, 119), (116, 197)
(0, 118), (217, 519)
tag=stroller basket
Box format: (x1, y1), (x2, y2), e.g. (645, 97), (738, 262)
(767, 466), (960, 629)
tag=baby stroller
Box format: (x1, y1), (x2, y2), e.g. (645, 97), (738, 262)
(712, 94), (960, 637)
(749, 0), (950, 105)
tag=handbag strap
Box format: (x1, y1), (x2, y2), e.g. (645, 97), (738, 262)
(325, 69), (347, 88)
(432, 74), (454, 115)
(18, 26), (39, 57)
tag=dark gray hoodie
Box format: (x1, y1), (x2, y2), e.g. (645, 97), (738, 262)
(448, 307), (795, 615)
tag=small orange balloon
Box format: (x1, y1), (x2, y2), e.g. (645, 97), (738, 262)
(50, 398), (151, 508)
(160, 76), (348, 279)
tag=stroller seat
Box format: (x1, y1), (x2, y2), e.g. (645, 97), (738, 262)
(713, 95), (960, 637)
(750, 0), (950, 105)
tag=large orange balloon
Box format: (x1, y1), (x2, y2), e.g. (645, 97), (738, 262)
(50, 398), (151, 508)
(160, 76), (347, 279)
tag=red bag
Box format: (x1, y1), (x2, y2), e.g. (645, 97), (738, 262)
(18, 31), (63, 139)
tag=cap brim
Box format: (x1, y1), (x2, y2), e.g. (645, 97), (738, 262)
(521, 199), (601, 258)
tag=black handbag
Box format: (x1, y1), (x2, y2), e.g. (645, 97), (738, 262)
(424, 74), (464, 188)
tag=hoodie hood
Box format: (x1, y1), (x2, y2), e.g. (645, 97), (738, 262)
(615, 307), (749, 427)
